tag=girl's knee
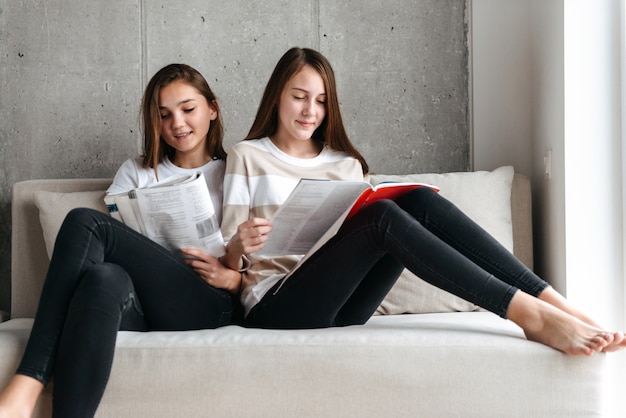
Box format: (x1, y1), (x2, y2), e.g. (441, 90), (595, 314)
(58, 208), (113, 245)
(363, 198), (399, 214)
(60, 209), (108, 240)
(405, 186), (439, 203)
(395, 186), (444, 215)
(64, 207), (106, 225)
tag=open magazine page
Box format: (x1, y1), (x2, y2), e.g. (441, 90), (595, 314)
(107, 193), (144, 232)
(268, 179), (440, 293)
(255, 179), (371, 257)
(105, 172), (225, 257)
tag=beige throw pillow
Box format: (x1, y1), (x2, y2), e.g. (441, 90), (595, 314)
(371, 166), (515, 315)
(33, 190), (109, 259)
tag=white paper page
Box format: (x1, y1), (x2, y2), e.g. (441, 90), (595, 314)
(135, 173), (225, 256)
(117, 197), (145, 233)
(256, 179), (370, 257)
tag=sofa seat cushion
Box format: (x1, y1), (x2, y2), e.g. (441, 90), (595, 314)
(0, 313), (605, 418)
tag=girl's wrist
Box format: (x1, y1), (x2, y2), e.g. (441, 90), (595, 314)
(221, 242), (246, 271)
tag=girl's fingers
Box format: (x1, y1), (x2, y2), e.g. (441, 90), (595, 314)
(238, 219), (272, 253)
(180, 248), (220, 262)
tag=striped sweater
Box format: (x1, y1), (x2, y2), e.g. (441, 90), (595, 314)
(222, 137), (365, 314)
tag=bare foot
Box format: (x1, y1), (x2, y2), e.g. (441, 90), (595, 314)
(0, 374), (43, 418)
(538, 287), (626, 353)
(507, 291), (614, 356)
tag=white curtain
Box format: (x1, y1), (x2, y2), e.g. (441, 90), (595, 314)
(563, 1), (625, 414)
(564, 0), (624, 329)
(621, 0), (626, 331)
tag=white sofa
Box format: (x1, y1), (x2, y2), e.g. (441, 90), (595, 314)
(0, 166), (606, 417)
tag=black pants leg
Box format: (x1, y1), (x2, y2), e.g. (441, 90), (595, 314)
(16, 208), (234, 417)
(247, 188), (548, 329)
(52, 263), (145, 418)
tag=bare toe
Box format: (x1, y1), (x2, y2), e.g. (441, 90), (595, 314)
(603, 332), (626, 353)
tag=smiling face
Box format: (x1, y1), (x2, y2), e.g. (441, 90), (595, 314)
(158, 80), (217, 167)
(272, 65), (327, 155)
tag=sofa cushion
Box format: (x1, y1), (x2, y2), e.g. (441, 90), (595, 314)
(34, 190), (108, 258)
(371, 165), (514, 315)
(0, 312), (605, 418)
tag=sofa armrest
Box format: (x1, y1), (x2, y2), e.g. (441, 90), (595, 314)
(511, 173), (533, 270)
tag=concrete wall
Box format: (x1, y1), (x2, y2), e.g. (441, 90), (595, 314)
(470, 0), (533, 176)
(0, 0), (469, 314)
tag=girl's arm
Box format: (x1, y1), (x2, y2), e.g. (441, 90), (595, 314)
(220, 145), (272, 270)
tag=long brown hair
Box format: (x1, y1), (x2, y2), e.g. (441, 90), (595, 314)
(244, 47), (369, 174)
(140, 64), (226, 173)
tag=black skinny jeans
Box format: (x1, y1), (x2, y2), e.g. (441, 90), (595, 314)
(16, 208), (234, 418)
(247, 187), (549, 329)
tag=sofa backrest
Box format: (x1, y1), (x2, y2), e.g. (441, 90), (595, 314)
(9, 175), (533, 319)
(11, 179), (112, 318)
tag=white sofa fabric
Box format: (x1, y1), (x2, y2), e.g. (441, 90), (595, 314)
(0, 168), (606, 417)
